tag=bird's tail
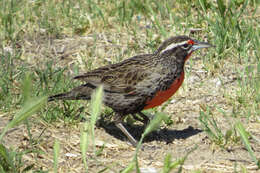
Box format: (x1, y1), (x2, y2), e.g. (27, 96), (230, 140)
(48, 85), (93, 102)
(48, 92), (74, 102)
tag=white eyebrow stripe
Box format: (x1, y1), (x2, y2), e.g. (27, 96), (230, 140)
(160, 41), (188, 54)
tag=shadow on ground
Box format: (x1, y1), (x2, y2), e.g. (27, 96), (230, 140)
(96, 118), (203, 144)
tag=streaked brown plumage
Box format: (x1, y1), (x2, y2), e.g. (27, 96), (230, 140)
(49, 35), (213, 146)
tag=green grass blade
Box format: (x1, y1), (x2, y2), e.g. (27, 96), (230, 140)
(80, 124), (89, 172)
(198, 0), (207, 13)
(21, 73), (32, 104)
(169, 158), (184, 172)
(236, 0), (249, 18)
(90, 85), (103, 153)
(121, 162), (135, 173)
(162, 154), (172, 173)
(132, 112), (167, 172)
(53, 139), (60, 173)
(0, 96), (47, 141)
(0, 143), (13, 172)
(199, 110), (217, 140)
(161, 145), (198, 173)
(216, 0), (226, 17)
(80, 86), (103, 172)
(142, 112), (167, 137)
(235, 121), (259, 167)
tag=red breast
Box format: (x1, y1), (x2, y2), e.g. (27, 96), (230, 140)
(143, 51), (193, 110)
(144, 71), (184, 109)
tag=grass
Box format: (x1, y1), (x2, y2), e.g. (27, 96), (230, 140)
(80, 85), (104, 172)
(0, 143), (37, 173)
(0, 75), (46, 172)
(0, 0), (259, 172)
(53, 139), (60, 173)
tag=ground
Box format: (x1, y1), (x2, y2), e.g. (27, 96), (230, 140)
(0, 1), (259, 172)
(1, 36), (259, 172)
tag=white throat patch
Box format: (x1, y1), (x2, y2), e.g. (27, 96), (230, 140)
(160, 41), (188, 54)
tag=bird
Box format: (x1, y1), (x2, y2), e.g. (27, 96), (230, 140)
(48, 35), (213, 146)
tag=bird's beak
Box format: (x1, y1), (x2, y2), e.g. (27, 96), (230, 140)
(191, 41), (214, 51)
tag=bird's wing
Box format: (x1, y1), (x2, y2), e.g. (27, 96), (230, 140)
(132, 64), (179, 98)
(73, 54), (155, 94)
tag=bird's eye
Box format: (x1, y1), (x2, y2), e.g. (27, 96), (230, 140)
(181, 44), (190, 49)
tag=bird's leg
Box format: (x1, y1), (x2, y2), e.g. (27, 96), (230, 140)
(115, 122), (137, 146)
(115, 114), (137, 146)
(132, 114), (147, 124)
(137, 112), (151, 126)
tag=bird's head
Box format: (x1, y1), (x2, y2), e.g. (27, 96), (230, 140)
(155, 35), (214, 61)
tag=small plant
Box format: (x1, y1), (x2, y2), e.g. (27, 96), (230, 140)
(199, 104), (260, 168)
(80, 86), (104, 172)
(162, 146), (197, 173)
(0, 74), (47, 172)
(199, 105), (241, 148)
(53, 140), (60, 173)
(235, 121), (260, 168)
(0, 144), (35, 173)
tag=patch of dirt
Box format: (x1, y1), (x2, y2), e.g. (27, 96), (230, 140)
(1, 66), (260, 173)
